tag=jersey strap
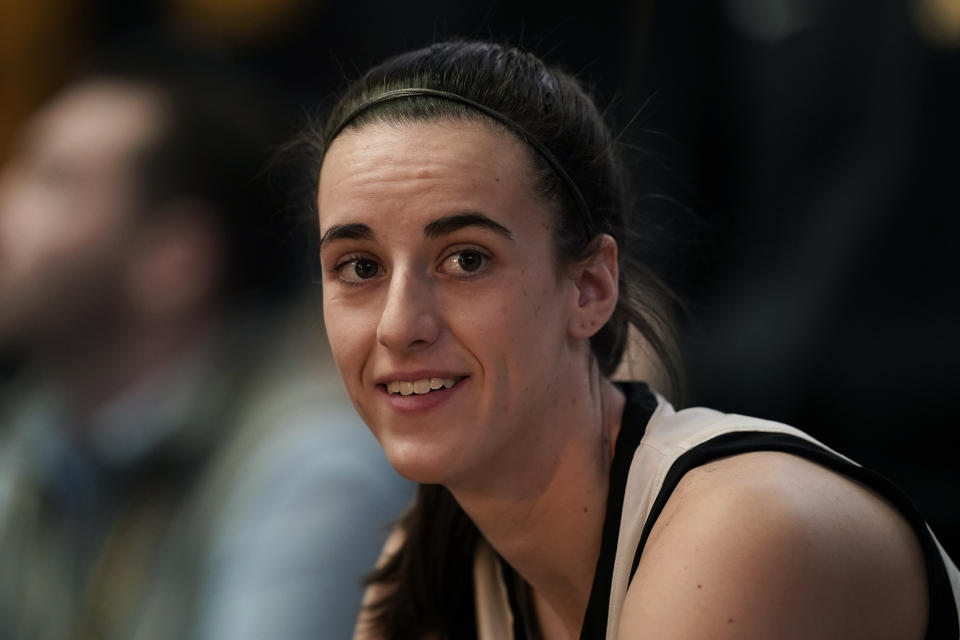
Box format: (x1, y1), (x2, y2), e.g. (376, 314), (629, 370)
(578, 383), (658, 640)
(625, 430), (960, 640)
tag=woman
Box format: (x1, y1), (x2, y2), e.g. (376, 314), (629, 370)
(310, 41), (960, 639)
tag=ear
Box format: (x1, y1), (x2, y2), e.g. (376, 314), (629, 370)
(567, 234), (619, 340)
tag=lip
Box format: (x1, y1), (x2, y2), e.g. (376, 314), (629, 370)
(375, 373), (469, 414)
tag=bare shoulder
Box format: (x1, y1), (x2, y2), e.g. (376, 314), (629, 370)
(617, 451), (928, 640)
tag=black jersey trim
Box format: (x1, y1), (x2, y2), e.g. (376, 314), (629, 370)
(625, 430), (959, 640)
(500, 556), (548, 640)
(577, 382), (658, 640)
(500, 559), (530, 640)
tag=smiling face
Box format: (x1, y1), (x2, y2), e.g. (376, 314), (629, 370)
(317, 119), (590, 487)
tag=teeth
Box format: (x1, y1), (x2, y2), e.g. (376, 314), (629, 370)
(413, 379), (431, 394)
(386, 377), (457, 395)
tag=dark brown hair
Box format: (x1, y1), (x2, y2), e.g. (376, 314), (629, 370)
(308, 40), (682, 639)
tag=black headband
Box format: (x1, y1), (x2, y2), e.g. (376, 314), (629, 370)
(324, 87), (593, 231)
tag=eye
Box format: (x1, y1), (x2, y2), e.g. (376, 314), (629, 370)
(334, 256), (382, 283)
(439, 248), (490, 276)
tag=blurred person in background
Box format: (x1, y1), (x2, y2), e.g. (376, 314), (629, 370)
(0, 40), (413, 640)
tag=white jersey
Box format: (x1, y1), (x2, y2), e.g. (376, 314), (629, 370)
(474, 383), (960, 639)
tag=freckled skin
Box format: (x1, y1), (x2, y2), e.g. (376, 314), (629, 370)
(317, 120), (587, 489)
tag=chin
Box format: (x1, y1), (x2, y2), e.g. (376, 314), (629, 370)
(381, 440), (466, 486)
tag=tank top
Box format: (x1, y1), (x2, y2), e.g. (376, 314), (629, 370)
(473, 382), (960, 639)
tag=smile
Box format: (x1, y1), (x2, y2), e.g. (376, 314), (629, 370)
(385, 377), (461, 396)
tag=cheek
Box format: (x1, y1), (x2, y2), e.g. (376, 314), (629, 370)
(510, 269), (570, 338)
(322, 294), (378, 383)
(451, 276), (569, 381)
(322, 302), (373, 422)
(322, 300), (353, 369)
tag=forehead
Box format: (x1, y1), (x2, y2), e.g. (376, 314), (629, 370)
(317, 119), (545, 228)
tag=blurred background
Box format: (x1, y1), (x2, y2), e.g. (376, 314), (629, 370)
(1, 0), (957, 611)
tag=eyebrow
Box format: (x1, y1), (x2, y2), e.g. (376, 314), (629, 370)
(423, 213), (513, 240)
(319, 212), (513, 250)
(319, 223), (374, 249)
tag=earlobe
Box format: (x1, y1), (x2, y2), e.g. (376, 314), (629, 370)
(568, 234), (619, 339)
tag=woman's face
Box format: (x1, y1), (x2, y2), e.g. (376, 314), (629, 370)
(317, 119), (585, 486)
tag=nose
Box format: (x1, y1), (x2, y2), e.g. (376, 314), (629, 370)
(376, 268), (441, 353)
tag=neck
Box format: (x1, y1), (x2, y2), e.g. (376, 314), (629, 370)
(450, 363), (625, 638)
